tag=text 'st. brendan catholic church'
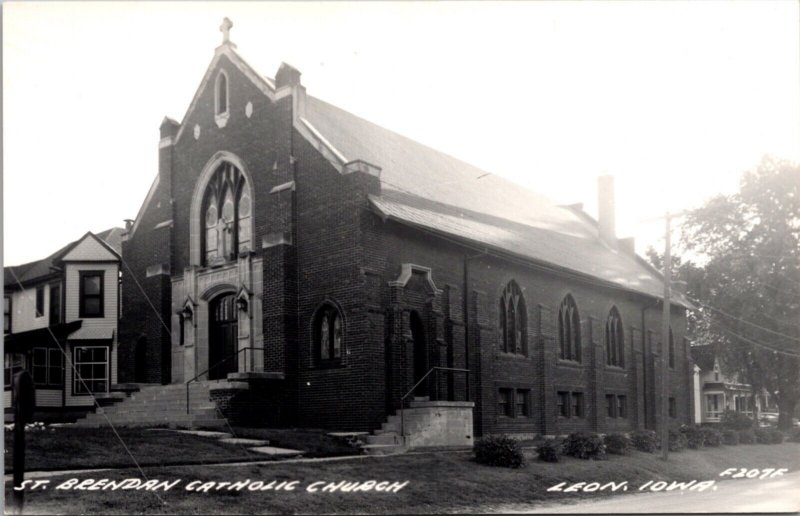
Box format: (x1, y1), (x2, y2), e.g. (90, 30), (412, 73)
(116, 19), (694, 444)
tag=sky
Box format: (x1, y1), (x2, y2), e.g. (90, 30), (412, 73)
(3, 1), (799, 267)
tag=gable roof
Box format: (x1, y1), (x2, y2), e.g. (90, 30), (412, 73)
(4, 228), (123, 289)
(301, 95), (691, 306)
(147, 40), (689, 307)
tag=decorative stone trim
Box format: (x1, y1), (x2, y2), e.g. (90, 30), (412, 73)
(245, 101), (253, 118)
(270, 181), (295, 194)
(343, 159), (381, 177)
(159, 136), (174, 148)
(153, 219), (173, 230)
(145, 263), (170, 277)
(262, 232), (293, 248)
(388, 263), (442, 294)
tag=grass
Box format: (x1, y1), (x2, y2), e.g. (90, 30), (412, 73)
(4, 426), (358, 473)
(7, 441), (799, 514)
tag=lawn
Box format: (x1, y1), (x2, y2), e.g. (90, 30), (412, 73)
(4, 426), (357, 473)
(7, 441), (799, 514)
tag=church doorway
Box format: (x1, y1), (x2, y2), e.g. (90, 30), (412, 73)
(209, 293), (238, 380)
(410, 310), (429, 397)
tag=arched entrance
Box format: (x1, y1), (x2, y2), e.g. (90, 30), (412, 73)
(209, 293), (238, 380)
(410, 310), (428, 397)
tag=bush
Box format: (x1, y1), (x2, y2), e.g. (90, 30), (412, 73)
(668, 429), (688, 451)
(631, 430), (658, 453)
(537, 439), (561, 462)
(720, 410), (755, 430)
(681, 426), (705, 449)
(700, 426), (723, 447)
(738, 429), (756, 444)
(721, 429), (739, 445)
(562, 432), (606, 460)
(755, 429), (784, 444)
(474, 435), (525, 468)
(789, 428), (800, 443)
(603, 433), (631, 455)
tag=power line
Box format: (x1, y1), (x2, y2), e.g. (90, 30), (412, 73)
(718, 324), (800, 358)
(684, 293), (800, 344)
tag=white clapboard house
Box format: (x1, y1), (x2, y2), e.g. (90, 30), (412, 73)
(4, 229), (122, 419)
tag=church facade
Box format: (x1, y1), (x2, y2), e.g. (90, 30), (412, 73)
(118, 21), (693, 436)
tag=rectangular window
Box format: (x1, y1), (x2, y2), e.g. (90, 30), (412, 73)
(32, 348), (48, 385)
(49, 349), (64, 386)
(498, 388), (513, 417)
(73, 346), (108, 395)
(669, 339), (675, 369)
(516, 389), (530, 417)
(35, 285), (45, 317)
(32, 347), (64, 387)
(4, 353), (25, 388)
(606, 394), (616, 418)
(617, 395), (627, 418)
(49, 284), (61, 326)
(669, 397), (676, 418)
(79, 271), (104, 318)
(572, 392), (584, 418)
(557, 391), (569, 417)
(4, 296), (11, 333)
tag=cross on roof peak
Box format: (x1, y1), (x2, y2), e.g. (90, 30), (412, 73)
(220, 17), (233, 45)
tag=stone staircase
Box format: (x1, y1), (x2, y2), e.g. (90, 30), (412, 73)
(73, 382), (228, 429)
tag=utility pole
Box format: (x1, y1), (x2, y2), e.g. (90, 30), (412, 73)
(661, 212), (672, 460)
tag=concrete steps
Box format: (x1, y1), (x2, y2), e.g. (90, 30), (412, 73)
(72, 382), (226, 429)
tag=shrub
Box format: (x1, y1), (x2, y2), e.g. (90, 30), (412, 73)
(720, 410), (755, 430)
(753, 429), (784, 444)
(754, 429), (783, 444)
(562, 432), (606, 460)
(789, 428), (800, 443)
(537, 439), (561, 463)
(603, 433), (631, 455)
(721, 429), (739, 445)
(681, 426), (705, 449)
(668, 429), (688, 451)
(738, 429), (756, 444)
(631, 430), (658, 453)
(474, 435), (525, 468)
(700, 426), (723, 447)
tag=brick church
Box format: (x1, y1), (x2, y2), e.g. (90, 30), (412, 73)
(118, 19), (693, 438)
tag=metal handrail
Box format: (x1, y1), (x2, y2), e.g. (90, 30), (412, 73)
(185, 347), (265, 414)
(399, 367), (469, 438)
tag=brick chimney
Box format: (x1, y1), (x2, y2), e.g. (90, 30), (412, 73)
(597, 175), (616, 245)
(275, 62), (301, 89)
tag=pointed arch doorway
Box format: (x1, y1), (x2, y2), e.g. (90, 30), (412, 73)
(209, 293), (238, 380)
(410, 310), (429, 397)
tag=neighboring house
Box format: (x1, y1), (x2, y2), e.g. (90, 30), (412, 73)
(4, 229), (122, 417)
(117, 20), (694, 437)
(691, 344), (776, 424)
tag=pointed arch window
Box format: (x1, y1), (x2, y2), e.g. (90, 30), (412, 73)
(605, 306), (624, 367)
(499, 281), (527, 355)
(314, 303), (343, 364)
(558, 295), (581, 362)
(215, 71), (229, 116)
(201, 162), (252, 265)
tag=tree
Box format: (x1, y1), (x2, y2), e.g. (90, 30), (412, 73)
(678, 156), (800, 430)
